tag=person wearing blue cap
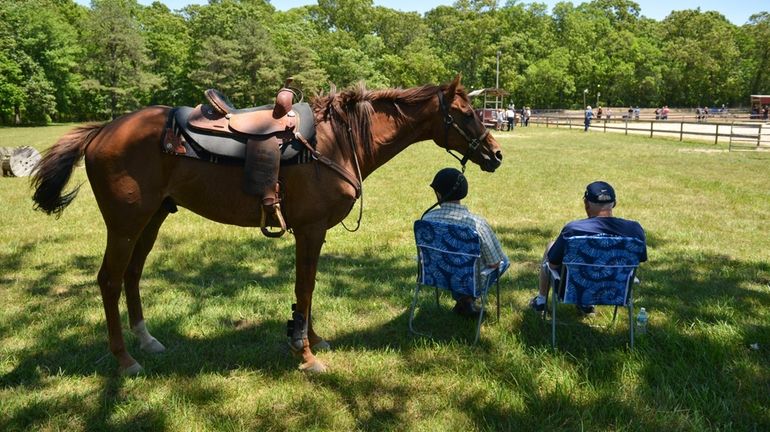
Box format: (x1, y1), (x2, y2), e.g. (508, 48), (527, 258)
(424, 168), (508, 318)
(529, 181), (647, 315)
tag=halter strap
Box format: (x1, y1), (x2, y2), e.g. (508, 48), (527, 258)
(437, 90), (489, 171)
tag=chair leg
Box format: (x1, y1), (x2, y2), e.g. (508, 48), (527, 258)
(551, 286), (557, 349)
(474, 293), (488, 344)
(612, 305), (619, 324)
(409, 284), (429, 337)
(629, 302), (635, 350)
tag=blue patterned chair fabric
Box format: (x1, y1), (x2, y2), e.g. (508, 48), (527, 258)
(559, 235), (644, 306)
(414, 220), (489, 298)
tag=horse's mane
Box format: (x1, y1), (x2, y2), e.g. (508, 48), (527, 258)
(311, 81), (468, 160)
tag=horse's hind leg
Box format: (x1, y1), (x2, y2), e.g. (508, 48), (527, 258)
(98, 231), (142, 375)
(124, 206), (171, 354)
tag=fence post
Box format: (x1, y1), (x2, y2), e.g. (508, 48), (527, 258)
(650, 121), (654, 138)
(679, 122), (683, 141)
(758, 124), (763, 147)
(569, 118), (572, 130)
(604, 120), (607, 132)
(714, 124), (719, 145)
(625, 119), (628, 135)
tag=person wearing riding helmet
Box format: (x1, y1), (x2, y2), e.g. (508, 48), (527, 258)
(423, 168), (508, 318)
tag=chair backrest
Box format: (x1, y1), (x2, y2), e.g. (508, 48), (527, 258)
(414, 220), (481, 297)
(559, 235), (644, 306)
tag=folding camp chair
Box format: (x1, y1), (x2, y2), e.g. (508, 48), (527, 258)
(546, 235), (643, 349)
(408, 220), (509, 344)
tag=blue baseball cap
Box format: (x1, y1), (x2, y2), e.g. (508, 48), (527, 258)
(584, 181), (616, 204)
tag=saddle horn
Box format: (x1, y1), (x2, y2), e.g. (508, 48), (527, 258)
(272, 77), (295, 119)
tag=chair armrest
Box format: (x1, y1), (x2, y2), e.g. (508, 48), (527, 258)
(480, 266), (497, 277)
(481, 259), (509, 276)
(546, 264), (561, 284)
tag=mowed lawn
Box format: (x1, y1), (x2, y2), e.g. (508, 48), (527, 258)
(1, 124), (768, 431)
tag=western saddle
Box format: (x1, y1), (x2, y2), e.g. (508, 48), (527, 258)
(187, 79), (307, 238)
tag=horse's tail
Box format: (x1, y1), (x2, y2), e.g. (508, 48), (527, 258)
(31, 123), (105, 216)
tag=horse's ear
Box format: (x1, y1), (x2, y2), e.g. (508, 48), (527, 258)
(444, 74), (462, 99)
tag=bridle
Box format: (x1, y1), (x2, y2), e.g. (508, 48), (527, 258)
(418, 90), (491, 219)
(437, 89), (490, 173)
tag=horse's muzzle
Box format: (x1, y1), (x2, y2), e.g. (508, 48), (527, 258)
(481, 150), (503, 172)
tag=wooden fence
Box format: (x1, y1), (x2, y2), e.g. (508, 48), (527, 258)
(526, 116), (768, 151)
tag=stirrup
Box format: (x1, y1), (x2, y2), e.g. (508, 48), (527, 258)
(260, 203), (287, 238)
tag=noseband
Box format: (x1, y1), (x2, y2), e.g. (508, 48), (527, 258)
(437, 89), (490, 172)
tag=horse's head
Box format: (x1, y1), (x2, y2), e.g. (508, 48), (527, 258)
(434, 75), (503, 172)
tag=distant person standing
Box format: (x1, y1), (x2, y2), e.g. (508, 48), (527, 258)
(524, 106), (531, 126)
(661, 106), (670, 120)
(496, 109), (504, 131)
(597, 106), (603, 119)
(584, 105), (594, 132)
(506, 106), (516, 131)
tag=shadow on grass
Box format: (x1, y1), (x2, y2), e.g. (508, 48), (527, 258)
(3, 224), (770, 430)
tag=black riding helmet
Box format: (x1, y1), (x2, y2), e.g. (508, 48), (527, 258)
(430, 168), (468, 202)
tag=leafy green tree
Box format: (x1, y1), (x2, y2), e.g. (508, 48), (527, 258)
(82, 0), (161, 119)
(659, 9), (742, 106)
(742, 12), (770, 95)
(521, 47), (576, 108)
(0, 0), (84, 123)
(424, 4), (496, 89)
(0, 5), (24, 124)
(272, 8), (329, 95)
(140, 2), (192, 106)
(316, 0), (374, 39)
(186, 0), (283, 106)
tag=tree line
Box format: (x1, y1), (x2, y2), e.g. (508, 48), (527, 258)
(1, 0), (768, 124)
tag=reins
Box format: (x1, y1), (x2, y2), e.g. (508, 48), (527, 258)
(295, 125), (364, 232)
(300, 88), (490, 230)
(421, 90), (490, 218)
(340, 125), (364, 232)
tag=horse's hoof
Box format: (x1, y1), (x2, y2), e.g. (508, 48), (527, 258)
(122, 362), (144, 376)
(299, 360), (327, 373)
(140, 338), (166, 354)
(312, 339), (331, 351)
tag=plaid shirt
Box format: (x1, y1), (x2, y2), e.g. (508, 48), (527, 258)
(423, 202), (508, 288)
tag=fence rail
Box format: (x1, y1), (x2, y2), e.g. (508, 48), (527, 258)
(526, 116), (768, 151)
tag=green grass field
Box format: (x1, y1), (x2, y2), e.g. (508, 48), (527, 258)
(1, 124), (769, 431)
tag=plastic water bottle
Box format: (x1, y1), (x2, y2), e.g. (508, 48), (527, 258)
(636, 307), (648, 335)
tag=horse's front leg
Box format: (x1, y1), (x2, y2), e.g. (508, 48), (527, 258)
(291, 223), (328, 372)
(307, 305), (331, 352)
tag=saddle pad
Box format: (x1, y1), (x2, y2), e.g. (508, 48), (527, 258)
(171, 103), (316, 160)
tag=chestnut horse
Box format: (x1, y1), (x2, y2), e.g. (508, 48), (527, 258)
(31, 76), (503, 374)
